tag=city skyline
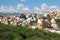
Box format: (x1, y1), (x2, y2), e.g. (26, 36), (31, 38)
(0, 0), (60, 13)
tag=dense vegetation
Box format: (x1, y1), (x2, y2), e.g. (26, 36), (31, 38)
(56, 19), (60, 27)
(0, 23), (60, 40)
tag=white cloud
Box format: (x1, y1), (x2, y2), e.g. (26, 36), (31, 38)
(34, 7), (40, 11)
(52, 9), (60, 11)
(41, 3), (60, 12)
(0, 3), (29, 13)
(22, 7), (29, 11)
(7, 5), (15, 13)
(17, 3), (29, 11)
(20, 0), (27, 2)
(41, 3), (48, 10)
(0, 5), (16, 13)
(56, 9), (60, 11)
(17, 3), (24, 10)
(0, 6), (7, 13)
(49, 6), (60, 11)
(49, 6), (57, 9)
(0, 3), (60, 13)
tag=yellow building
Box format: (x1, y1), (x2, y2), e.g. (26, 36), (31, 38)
(56, 12), (60, 16)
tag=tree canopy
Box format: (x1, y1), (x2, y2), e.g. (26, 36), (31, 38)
(0, 23), (60, 40)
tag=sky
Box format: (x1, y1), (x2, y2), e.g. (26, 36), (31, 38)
(0, 0), (60, 13)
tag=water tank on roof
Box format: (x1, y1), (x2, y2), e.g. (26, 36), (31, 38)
(38, 13), (44, 17)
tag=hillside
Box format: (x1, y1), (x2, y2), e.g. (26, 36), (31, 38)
(0, 13), (21, 16)
(0, 23), (60, 40)
(0, 13), (33, 16)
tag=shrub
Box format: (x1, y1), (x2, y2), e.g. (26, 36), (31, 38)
(0, 23), (60, 40)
